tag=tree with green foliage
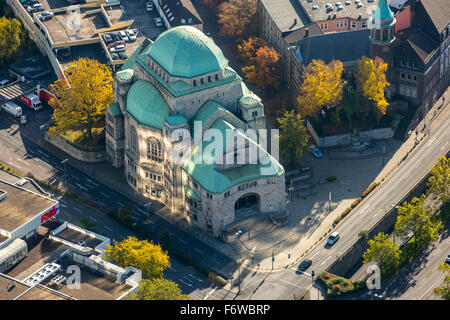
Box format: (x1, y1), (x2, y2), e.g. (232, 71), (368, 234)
(363, 232), (400, 277)
(427, 156), (450, 205)
(341, 81), (358, 130)
(277, 110), (310, 167)
(117, 205), (132, 224)
(129, 278), (189, 300)
(105, 236), (170, 279)
(434, 263), (450, 300)
(0, 17), (22, 64)
(395, 196), (440, 249)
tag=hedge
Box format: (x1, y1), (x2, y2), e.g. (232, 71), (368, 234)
(317, 272), (366, 297)
(362, 182), (378, 198)
(208, 272), (227, 288)
(351, 197), (362, 208)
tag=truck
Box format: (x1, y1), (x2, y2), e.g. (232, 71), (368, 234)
(1, 101), (23, 117)
(18, 93), (42, 111)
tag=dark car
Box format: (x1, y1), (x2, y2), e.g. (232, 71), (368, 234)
(111, 53), (120, 60)
(111, 32), (120, 42)
(298, 258), (312, 271)
(103, 33), (113, 44)
(118, 51), (128, 60)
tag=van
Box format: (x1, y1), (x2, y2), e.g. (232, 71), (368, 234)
(2, 101), (23, 117)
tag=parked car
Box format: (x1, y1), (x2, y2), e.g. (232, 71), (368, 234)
(326, 232), (340, 247)
(154, 17), (163, 27)
(37, 11), (54, 21)
(67, 0), (78, 4)
(27, 3), (44, 12)
(107, 40), (125, 48)
(446, 254), (450, 264)
(111, 32), (120, 42)
(111, 52), (120, 60)
(297, 258), (312, 272)
(103, 33), (113, 44)
(110, 45), (126, 53)
(118, 51), (128, 60)
(126, 30), (136, 41)
(119, 30), (129, 42)
(146, 1), (153, 11)
(311, 144), (322, 159)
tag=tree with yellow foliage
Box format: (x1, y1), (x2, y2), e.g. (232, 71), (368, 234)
(218, 0), (257, 37)
(237, 37), (267, 65)
(296, 59), (344, 119)
(0, 17), (22, 64)
(130, 278), (190, 300)
(355, 56), (390, 123)
(242, 46), (280, 94)
(48, 58), (113, 142)
(105, 236), (171, 279)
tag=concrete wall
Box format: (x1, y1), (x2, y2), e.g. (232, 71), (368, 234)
(45, 133), (106, 162)
(326, 172), (431, 278)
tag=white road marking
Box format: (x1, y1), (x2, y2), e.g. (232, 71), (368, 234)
(60, 204), (67, 208)
(321, 256), (332, 266)
(204, 287), (217, 300)
(75, 183), (88, 191)
(86, 178), (99, 186)
(37, 149), (49, 157)
(279, 278), (304, 289)
(179, 238), (188, 245)
(194, 248), (204, 255)
(104, 226), (113, 232)
(188, 274), (204, 283)
(89, 216), (97, 222)
(71, 175), (79, 181)
(100, 192), (110, 198)
(137, 208), (147, 215)
(440, 141), (449, 151)
(97, 201), (107, 207)
(116, 201), (124, 207)
(73, 207), (82, 213)
(179, 279), (193, 287)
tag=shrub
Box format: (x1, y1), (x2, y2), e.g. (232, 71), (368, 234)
(324, 273), (330, 280)
(362, 182), (378, 198)
(208, 272), (227, 287)
(341, 207), (351, 218)
(331, 284), (341, 292)
(351, 198), (362, 208)
(326, 176), (337, 182)
(333, 216), (341, 224)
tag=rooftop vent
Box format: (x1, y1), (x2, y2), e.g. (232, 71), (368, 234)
(188, 18), (192, 24)
(0, 190), (6, 202)
(312, 5), (319, 9)
(345, 0), (351, 4)
(307, 0), (313, 2)
(181, 18), (186, 24)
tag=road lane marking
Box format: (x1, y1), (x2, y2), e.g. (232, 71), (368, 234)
(104, 226), (113, 232)
(75, 183), (88, 191)
(194, 248), (204, 255)
(137, 208), (148, 215)
(179, 238), (188, 245)
(440, 141), (449, 151)
(100, 192), (110, 198)
(86, 178), (99, 186)
(279, 278), (304, 289)
(179, 279), (193, 287)
(116, 201), (124, 207)
(321, 256), (332, 266)
(97, 201), (106, 207)
(73, 207), (82, 213)
(89, 216), (97, 222)
(71, 175), (80, 181)
(204, 287), (217, 300)
(188, 274), (204, 283)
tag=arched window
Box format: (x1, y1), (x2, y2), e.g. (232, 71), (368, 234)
(147, 137), (162, 162)
(129, 126), (138, 154)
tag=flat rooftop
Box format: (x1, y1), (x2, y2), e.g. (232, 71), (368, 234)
(16, 285), (69, 300)
(42, 8), (108, 45)
(0, 180), (56, 233)
(56, 227), (103, 249)
(298, 0), (374, 21)
(0, 274), (29, 300)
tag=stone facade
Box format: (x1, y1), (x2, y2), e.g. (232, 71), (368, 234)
(105, 26), (285, 237)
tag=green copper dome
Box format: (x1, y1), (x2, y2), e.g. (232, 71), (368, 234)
(148, 26), (228, 78)
(371, 0), (395, 26)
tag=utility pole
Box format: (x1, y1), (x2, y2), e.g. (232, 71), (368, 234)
(382, 143), (386, 166)
(289, 180), (294, 213)
(272, 250), (274, 270)
(61, 159), (68, 185)
(328, 192), (332, 214)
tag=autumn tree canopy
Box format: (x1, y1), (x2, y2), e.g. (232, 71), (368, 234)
(48, 58), (113, 141)
(237, 37), (267, 65)
(297, 59), (344, 119)
(130, 278), (190, 300)
(105, 236), (171, 279)
(242, 46), (280, 94)
(355, 56), (390, 122)
(0, 17), (22, 63)
(218, 0), (257, 36)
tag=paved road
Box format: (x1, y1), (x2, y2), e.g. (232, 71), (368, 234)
(206, 106), (450, 300)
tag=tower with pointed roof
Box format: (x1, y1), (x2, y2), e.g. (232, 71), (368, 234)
(369, 0), (396, 62)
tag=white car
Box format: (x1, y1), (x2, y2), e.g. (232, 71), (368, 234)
(146, 1), (153, 11)
(119, 30), (129, 42)
(326, 232), (340, 246)
(27, 3), (43, 12)
(109, 45), (126, 53)
(126, 30), (136, 42)
(37, 11), (54, 21)
(154, 17), (163, 27)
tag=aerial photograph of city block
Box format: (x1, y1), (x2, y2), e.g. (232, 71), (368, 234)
(0, 0), (448, 311)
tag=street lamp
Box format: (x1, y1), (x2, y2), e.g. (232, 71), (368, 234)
(288, 180), (294, 212)
(61, 159), (68, 185)
(235, 231), (242, 294)
(144, 202), (152, 216)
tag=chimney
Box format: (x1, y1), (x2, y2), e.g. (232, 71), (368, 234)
(304, 28), (310, 38)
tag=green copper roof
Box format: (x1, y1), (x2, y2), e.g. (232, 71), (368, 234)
(116, 69), (134, 81)
(170, 80), (190, 91)
(182, 119), (284, 194)
(184, 185), (200, 201)
(165, 113), (188, 126)
(239, 82), (261, 107)
(371, 0), (395, 25)
(109, 102), (121, 117)
(148, 26), (228, 78)
(126, 80), (169, 130)
(121, 39), (153, 71)
(190, 101), (245, 136)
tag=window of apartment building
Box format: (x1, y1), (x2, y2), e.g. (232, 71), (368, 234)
(127, 159), (136, 172)
(361, 21), (367, 28)
(193, 182), (198, 190)
(147, 137), (162, 162)
(128, 174), (136, 186)
(129, 126), (138, 153)
(401, 73), (405, 79)
(351, 21), (356, 29)
(206, 192), (213, 199)
(320, 23), (328, 30)
(267, 178), (275, 184)
(107, 114), (114, 123)
(401, 60), (405, 67)
(106, 124), (114, 136)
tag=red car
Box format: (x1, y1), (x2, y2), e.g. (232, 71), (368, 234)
(108, 40), (125, 48)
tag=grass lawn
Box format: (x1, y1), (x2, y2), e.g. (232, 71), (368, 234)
(63, 125), (105, 147)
